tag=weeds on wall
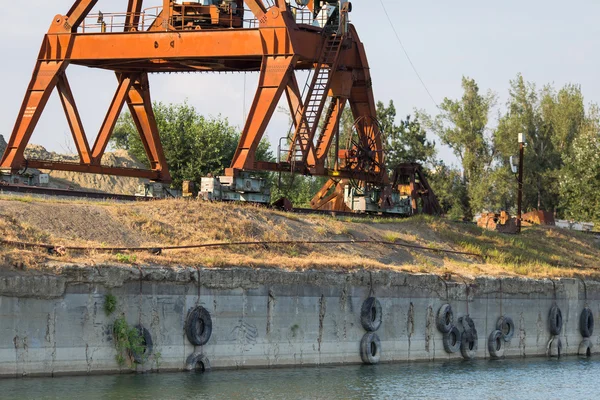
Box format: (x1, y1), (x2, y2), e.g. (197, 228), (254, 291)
(113, 315), (145, 368)
(104, 294), (117, 316)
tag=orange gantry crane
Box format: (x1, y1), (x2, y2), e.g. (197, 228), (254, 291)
(0, 0), (440, 214)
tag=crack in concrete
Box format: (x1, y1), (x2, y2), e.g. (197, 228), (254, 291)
(267, 290), (275, 336)
(317, 295), (326, 354)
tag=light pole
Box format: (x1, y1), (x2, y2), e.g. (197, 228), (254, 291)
(517, 133), (526, 233)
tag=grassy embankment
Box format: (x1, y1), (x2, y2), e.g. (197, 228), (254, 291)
(0, 194), (598, 279)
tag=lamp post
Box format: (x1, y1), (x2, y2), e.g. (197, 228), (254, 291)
(517, 133), (525, 233)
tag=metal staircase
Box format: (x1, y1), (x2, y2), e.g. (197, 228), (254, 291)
(287, 32), (345, 165)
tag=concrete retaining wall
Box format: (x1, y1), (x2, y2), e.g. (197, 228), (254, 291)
(0, 264), (598, 377)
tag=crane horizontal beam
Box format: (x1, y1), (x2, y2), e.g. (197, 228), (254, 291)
(43, 29), (324, 65)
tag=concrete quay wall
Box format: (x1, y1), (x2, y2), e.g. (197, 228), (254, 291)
(0, 264), (597, 377)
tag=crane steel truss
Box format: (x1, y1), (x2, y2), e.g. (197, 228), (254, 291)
(1, 0), (437, 213)
(1, 0), (382, 180)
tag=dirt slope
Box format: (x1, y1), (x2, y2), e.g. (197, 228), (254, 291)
(0, 135), (145, 194)
(0, 195), (598, 279)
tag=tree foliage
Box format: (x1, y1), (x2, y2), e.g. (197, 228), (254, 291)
(376, 100), (435, 168)
(422, 77), (496, 184)
(271, 175), (329, 208)
(109, 81), (599, 224)
(493, 75), (587, 213)
(112, 102), (272, 188)
(419, 77), (496, 218)
(420, 74), (598, 224)
(559, 105), (600, 223)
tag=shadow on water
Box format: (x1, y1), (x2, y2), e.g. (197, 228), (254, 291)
(3, 357), (600, 400)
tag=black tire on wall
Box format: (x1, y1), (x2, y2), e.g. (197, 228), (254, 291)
(442, 326), (461, 354)
(360, 332), (381, 365)
(360, 297), (383, 332)
(132, 325), (154, 364)
(549, 305), (563, 336)
(548, 336), (562, 358)
(185, 352), (212, 372)
(580, 308), (594, 338)
(460, 328), (478, 360)
(488, 330), (505, 359)
(496, 316), (515, 342)
(186, 306), (213, 346)
(578, 339), (593, 358)
(436, 304), (453, 334)
(458, 315), (476, 339)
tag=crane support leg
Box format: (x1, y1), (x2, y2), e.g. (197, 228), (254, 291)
(230, 55), (296, 173)
(125, 0), (145, 31)
(285, 74), (304, 130)
(244, 0), (267, 23)
(0, 60), (66, 169)
(66, 0), (99, 31)
(91, 74), (133, 164)
(125, 73), (171, 181)
(56, 73), (92, 164)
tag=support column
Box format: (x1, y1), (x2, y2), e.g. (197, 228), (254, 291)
(0, 60), (65, 169)
(285, 73), (304, 130)
(230, 55), (296, 172)
(56, 73), (92, 164)
(91, 75), (133, 164)
(66, 0), (99, 31)
(125, 73), (171, 181)
(125, 0), (145, 31)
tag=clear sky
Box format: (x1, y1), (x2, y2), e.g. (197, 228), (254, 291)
(1, 0), (599, 166)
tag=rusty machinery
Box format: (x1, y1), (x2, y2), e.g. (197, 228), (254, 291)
(0, 0), (441, 215)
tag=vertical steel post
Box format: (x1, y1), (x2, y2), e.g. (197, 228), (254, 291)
(517, 133), (525, 233)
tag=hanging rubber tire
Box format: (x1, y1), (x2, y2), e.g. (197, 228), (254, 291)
(186, 306), (213, 346)
(460, 327), (478, 360)
(488, 330), (505, 359)
(442, 325), (461, 354)
(360, 297), (382, 332)
(185, 352), (212, 372)
(360, 332), (381, 365)
(549, 305), (563, 336)
(580, 308), (594, 338)
(578, 339), (593, 358)
(458, 315), (477, 340)
(436, 304), (454, 334)
(496, 316), (515, 342)
(548, 336), (562, 358)
(132, 325), (153, 364)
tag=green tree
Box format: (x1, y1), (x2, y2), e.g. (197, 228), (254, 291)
(419, 77), (496, 218)
(426, 161), (469, 220)
(270, 175), (329, 207)
(112, 102), (273, 188)
(559, 104), (600, 223)
(376, 100), (435, 168)
(493, 75), (586, 213)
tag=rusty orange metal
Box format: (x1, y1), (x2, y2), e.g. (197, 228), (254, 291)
(478, 211), (519, 234)
(1, 0), (385, 189)
(2, 1), (442, 215)
(522, 210), (556, 226)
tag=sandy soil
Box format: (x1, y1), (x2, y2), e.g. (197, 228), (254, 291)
(0, 196), (598, 279)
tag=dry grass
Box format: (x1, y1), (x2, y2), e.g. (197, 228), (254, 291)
(0, 194), (599, 279)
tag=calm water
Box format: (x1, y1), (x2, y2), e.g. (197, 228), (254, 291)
(2, 358), (599, 400)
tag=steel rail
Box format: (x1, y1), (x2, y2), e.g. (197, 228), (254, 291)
(0, 184), (402, 218)
(0, 184), (153, 202)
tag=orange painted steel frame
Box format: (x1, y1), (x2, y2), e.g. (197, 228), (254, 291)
(1, 0), (384, 188)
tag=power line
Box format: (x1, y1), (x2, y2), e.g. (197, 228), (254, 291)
(378, 0), (439, 109)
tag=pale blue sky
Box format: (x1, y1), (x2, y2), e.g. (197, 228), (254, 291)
(1, 0), (599, 166)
